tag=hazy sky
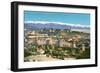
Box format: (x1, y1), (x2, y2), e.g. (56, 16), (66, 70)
(24, 11), (90, 26)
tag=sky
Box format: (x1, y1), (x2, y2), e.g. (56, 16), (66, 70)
(24, 11), (90, 26)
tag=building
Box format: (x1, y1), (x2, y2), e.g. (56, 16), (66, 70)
(59, 39), (72, 47)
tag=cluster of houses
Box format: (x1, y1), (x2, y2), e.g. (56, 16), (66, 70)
(25, 30), (86, 51)
(24, 30), (90, 61)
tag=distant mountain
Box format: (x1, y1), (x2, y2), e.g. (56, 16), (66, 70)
(24, 21), (90, 32)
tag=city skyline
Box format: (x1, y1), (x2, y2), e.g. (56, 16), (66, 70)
(24, 11), (90, 62)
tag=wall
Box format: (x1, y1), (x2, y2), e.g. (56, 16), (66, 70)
(0, 0), (99, 73)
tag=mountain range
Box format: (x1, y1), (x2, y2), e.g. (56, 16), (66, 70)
(24, 21), (90, 30)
